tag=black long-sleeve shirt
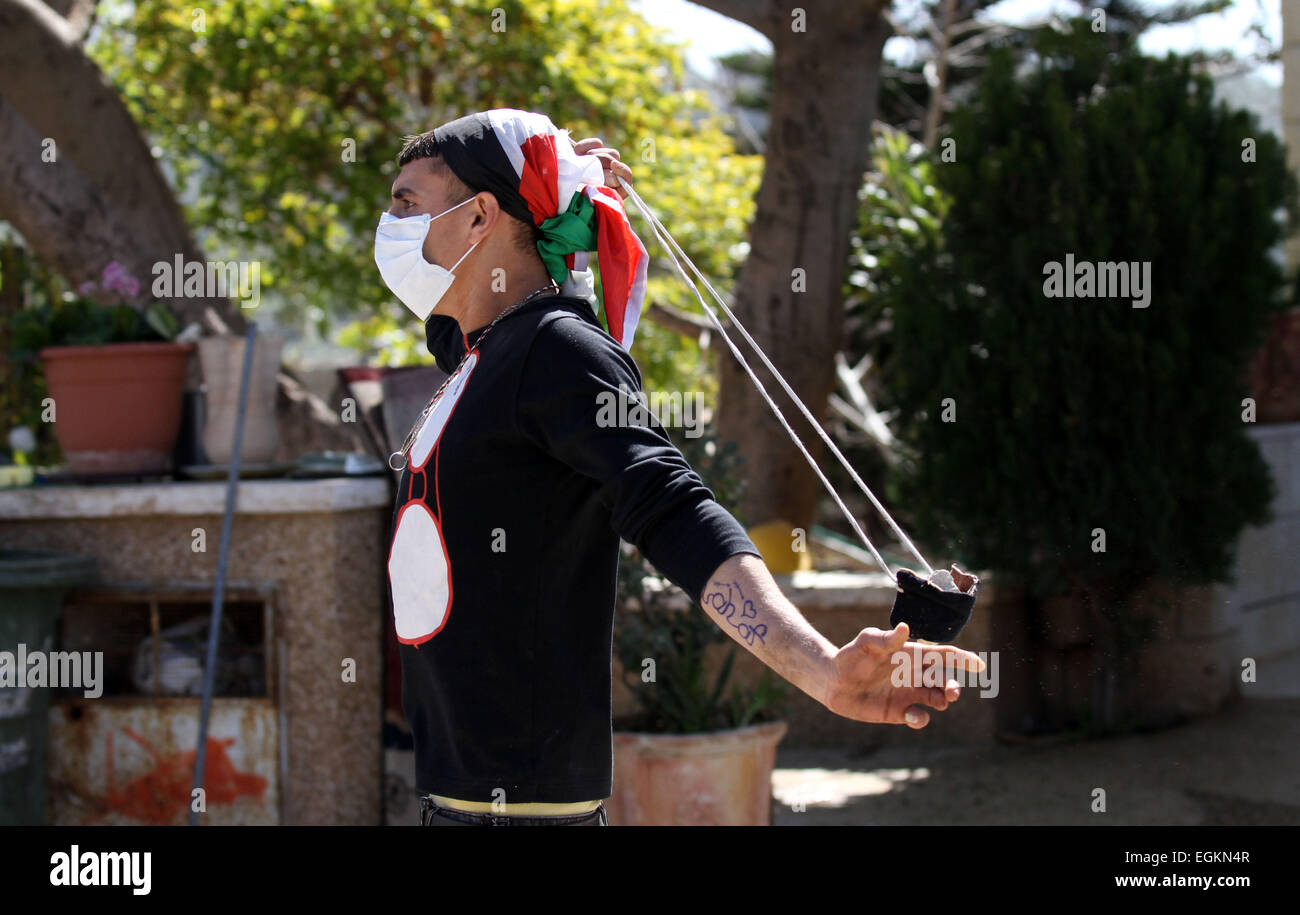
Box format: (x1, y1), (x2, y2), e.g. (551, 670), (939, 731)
(388, 294), (761, 802)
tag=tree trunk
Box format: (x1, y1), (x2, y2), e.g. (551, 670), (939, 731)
(0, 0), (367, 457)
(712, 1), (891, 535)
(0, 0), (241, 334)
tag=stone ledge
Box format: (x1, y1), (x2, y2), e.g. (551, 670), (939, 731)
(642, 570), (896, 611)
(0, 477), (392, 519)
(642, 568), (1011, 613)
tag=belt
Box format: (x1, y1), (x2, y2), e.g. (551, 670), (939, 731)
(430, 793), (602, 815)
(420, 796), (608, 826)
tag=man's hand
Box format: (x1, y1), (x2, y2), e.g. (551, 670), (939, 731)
(821, 622), (986, 729)
(699, 554), (987, 732)
(573, 137), (634, 199)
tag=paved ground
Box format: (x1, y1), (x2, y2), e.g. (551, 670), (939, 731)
(384, 652), (1299, 825)
(772, 650), (1300, 826)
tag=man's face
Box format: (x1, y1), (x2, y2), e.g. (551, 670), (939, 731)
(388, 158), (473, 271)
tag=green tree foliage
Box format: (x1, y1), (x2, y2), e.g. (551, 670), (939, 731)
(844, 123), (950, 372)
(87, 0), (760, 394)
(867, 20), (1295, 600)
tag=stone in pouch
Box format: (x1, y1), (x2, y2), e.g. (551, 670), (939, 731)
(888, 564), (978, 643)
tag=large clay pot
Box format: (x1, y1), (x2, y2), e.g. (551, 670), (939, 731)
(198, 335), (282, 465)
(39, 342), (194, 474)
(608, 720), (787, 825)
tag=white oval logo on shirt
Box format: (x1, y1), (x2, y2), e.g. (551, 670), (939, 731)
(389, 501), (452, 644)
(409, 351), (478, 470)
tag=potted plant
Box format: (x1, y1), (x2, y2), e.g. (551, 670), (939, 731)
(8, 261), (197, 474)
(609, 430), (791, 826)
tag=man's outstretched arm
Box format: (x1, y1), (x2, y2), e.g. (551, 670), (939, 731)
(699, 552), (986, 729)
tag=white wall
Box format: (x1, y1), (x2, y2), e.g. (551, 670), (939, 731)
(1217, 421), (1300, 660)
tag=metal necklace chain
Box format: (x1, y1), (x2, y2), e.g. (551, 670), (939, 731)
(387, 279), (561, 471)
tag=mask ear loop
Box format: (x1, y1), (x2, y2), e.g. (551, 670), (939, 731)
(439, 195), (482, 273)
(615, 176), (934, 582)
(448, 239), (479, 273)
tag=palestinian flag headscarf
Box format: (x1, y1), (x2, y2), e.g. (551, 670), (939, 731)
(432, 108), (648, 350)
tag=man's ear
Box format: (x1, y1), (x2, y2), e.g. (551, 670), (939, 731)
(467, 191), (503, 243)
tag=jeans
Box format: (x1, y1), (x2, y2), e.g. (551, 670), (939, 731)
(419, 795), (608, 826)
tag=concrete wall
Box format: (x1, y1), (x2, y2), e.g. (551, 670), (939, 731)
(1024, 421), (1299, 730)
(0, 479), (390, 825)
(1216, 421), (1300, 665)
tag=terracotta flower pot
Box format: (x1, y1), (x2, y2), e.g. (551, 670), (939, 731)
(39, 342), (194, 474)
(608, 720), (788, 825)
(198, 335), (283, 465)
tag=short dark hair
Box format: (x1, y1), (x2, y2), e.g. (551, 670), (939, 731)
(396, 131), (541, 256)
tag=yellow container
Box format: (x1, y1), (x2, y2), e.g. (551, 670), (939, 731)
(746, 519), (813, 574)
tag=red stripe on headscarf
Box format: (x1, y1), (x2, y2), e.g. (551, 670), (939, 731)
(518, 134), (559, 227)
(590, 185), (641, 347)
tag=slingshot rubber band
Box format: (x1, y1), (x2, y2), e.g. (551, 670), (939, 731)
(616, 177), (978, 641)
(619, 176), (929, 578)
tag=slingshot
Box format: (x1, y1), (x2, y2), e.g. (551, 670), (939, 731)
(616, 177), (978, 643)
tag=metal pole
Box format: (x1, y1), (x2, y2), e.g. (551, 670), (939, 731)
(190, 323), (258, 825)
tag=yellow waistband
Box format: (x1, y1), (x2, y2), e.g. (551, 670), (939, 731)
(431, 794), (603, 816)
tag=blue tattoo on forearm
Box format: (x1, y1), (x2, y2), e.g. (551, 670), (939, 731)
(704, 580), (768, 646)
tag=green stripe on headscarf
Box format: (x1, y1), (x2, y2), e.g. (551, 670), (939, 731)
(535, 191), (599, 285)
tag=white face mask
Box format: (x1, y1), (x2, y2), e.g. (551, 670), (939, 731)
(374, 196), (479, 320)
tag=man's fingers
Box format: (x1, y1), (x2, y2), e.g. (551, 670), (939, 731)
(573, 137), (623, 159)
(904, 641), (985, 673)
(603, 158), (633, 190)
(574, 138), (623, 163)
(575, 145), (633, 198)
(903, 706), (929, 729)
(836, 625), (972, 727)
(902, 683), (955, 727)
(850, 623), (912, 657)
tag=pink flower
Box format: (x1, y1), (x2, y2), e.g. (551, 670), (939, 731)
(77, 281), (98, 297)
(100, 260), (141, 299)
(102, 260), (128, 284)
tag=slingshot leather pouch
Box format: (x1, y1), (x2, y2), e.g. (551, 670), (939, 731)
(889, 568), (978, 643)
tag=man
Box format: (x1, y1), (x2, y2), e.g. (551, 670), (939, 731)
(375, 109), (984, 827)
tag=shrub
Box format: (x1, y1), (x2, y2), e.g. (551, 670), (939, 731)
(873, 21), (1294, 606)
